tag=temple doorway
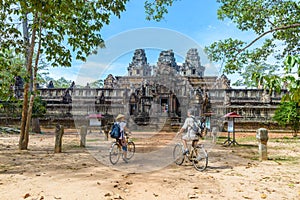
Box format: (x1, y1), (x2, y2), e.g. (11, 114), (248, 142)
(161, 98), (169, 113)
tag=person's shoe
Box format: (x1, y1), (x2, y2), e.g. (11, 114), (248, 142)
(183, 149), (189, 155)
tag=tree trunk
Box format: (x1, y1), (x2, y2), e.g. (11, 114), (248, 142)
(31, 118), (41, 133)
(19, 82), (29, 150)
(54, 124), (64, 153)
(19, 12), (40, 150)
(19, 10), (30, 150)
(28, 15), (43, 136)
(25, 94), (35, 136)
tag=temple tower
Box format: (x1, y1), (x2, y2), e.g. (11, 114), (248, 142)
(154, 49), (179, 75)
(181, 48), (205, 77)
(127, 49), (152, 76)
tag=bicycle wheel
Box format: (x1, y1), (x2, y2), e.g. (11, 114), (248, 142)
(126, 141), (135, 160)
(173, 143), (185, 165)
(109, 142), (121, 165)
(192, 146), (208, 171)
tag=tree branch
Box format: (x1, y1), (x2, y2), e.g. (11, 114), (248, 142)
(236, 23), (300, 56)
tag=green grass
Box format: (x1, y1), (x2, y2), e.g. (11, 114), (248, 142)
(86, 139), (101, 142)
(215, 136), (257, 145)
(269, 155), (299, 162)
(270, 136), (300, 143)
(215, 135), (300, 165)
(235, 136), (256, 143)
(128, 137), (138, 142)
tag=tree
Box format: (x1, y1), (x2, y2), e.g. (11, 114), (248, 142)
(145, 0), (175, 21)
(53, 77), (73, 88)
(1, 0), (130, 149)
(0, 0), (175, 150)
(205, 0), (300, 102)
(0, 50), (25, 104)
(234, 63), (278, 88)
(282, 55), (300, 104)
(90, 79), (104, 88)
(273, 101), (300, 137)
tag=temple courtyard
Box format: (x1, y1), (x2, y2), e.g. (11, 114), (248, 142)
(0, 129), (299, 200)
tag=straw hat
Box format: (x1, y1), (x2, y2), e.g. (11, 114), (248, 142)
(116, 114), (125, 120)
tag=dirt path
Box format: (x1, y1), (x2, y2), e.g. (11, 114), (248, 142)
(0, 130), (299, 200)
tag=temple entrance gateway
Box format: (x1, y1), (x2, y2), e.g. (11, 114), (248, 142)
(128, 83), (181, 126)
(161, 98), (168, 113)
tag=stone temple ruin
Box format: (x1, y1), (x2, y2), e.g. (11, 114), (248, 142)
(0, 48), (288, 132)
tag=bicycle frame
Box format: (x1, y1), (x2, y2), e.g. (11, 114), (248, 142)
(173, 142), (208, 171)
(109, 135), (135, 165)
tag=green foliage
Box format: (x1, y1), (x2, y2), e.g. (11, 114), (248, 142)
(0, 0), (129, 68)
(32, 96), (46, 118)
(0, 50), (25, 102)
(273, 101), (300, 135)
(89, 79), (103, 88)
(15, 96), (47, 118)
(145, 0), (175, 21)
(35, 58), (51, 87)
(205, 0), (300, 101)
(282, 55), (300, 104)
(205, 0), (299, 76)
(53, 77), (72, 88)
(41, 76), (73, 88)
(234, 64), (276, 88)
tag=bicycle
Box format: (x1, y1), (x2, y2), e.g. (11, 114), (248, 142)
(109, 133), (135, 165)
(173, 141), (208, 171)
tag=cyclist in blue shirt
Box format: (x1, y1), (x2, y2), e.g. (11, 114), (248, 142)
(115, 114), (131, 162)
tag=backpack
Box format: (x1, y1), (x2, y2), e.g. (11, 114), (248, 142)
(200, 121), (205, 130)
(110, 123), (121, 139)
(190, 117), (201, 135)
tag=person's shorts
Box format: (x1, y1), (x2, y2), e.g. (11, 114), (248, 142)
(182, 132), (199, 141)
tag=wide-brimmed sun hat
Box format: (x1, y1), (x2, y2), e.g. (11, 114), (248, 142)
(116, 114), (125, 120)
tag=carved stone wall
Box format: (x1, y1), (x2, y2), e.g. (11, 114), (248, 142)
(0, 49), (288, 131)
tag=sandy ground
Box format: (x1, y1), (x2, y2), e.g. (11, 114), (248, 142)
(0, 129), (300, 200)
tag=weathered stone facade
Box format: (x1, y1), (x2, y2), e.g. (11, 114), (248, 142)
(127, 49), (152, 77)
(0, 48), (288, 132)
(181, 48), (205, 77)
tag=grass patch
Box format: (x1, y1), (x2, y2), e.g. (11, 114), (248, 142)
(269, 155), (299, 164)
(270, 136), (300, 143)
(250, 156), (259, 161)
(235, 136), (256, 143)
(216, 136), (257, 145)
(215, 136), (229, 145)
(128, 137), (138, 142)
(86, 139), (101, 142)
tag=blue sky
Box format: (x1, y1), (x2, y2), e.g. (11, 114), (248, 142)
(47, 0), (256, 86)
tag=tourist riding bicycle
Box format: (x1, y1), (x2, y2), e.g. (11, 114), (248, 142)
(174, 109), (208, 171)
(115, 114), (131, 163)
(177, 109), (200, 155)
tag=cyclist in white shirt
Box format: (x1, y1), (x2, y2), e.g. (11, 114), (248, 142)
(177, 109), (200, 155)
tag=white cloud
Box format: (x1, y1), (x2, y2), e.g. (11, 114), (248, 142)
(207, 25), (216, 30)
(203, 62), (219, 76)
